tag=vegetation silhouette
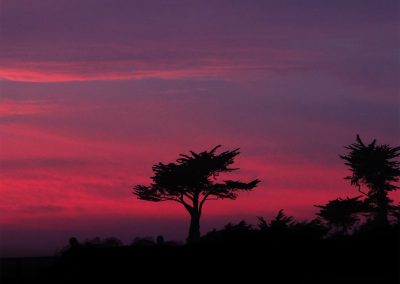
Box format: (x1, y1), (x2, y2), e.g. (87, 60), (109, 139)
(2, 137), (399, 284)
(133, 145), (260, 242)
(81, 236), (123, 248)
(315, 196), (367, 236)
(340, 134), (400, 226)
(257, 210), (327, 240)
(60, 237), (83, 261)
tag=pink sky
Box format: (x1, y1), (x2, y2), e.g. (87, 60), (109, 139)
(0, 0), (399, 257)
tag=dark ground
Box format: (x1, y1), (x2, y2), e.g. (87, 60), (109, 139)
(1, 228), (399, 284)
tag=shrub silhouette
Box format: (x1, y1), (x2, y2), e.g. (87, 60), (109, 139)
(83, 237), (123, 248)
(131, 236), (156, 246)
(257, 210), (326, 240)
(201, 220), (256, 244)
(257, 209), (294, 232)
(315, 196), (367, 235)
(269, 209), (294, 230)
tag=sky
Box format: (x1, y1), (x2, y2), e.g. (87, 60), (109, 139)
(0, 0), (399, 257)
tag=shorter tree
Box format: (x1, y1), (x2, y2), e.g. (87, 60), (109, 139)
(269, 209), (294, 230)
(315, 196), (367, 235)
(257, 210), (295, 234)
(133, 146), (260, 242)
(340, 135), (400, 225)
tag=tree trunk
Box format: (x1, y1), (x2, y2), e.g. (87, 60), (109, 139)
(375, 191), (389, 226)
(376, 206), (389, 226)
(187, 211), (201, 243)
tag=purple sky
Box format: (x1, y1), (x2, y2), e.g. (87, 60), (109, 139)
(0, 0), (399, 257)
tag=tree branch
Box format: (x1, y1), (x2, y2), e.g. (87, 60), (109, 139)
(357, 186), (369, 197)
(160, 197), (181, 203)
(199, 191), (215, 214)
(179, 194), (193, 212)
(182, 192), (194, 201)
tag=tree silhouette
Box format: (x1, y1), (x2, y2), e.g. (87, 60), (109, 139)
(133, 146), (260, 242)
(269, 209), (294, 230)
(340, 135), (400, 225)
(315, 196), (366, 235)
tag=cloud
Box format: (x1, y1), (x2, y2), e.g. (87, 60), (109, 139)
(21, 205), (65, 214)
(0, 99), (59, 125)
(0, 157), (95, 171)
(0, 0), (399, 257)
(0, 46), (309, 82)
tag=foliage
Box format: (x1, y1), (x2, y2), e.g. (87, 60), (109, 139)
(134, 146), (259, 204)
(84, 237), (123, 248)
(315, 196), (367, 234)
(340, 135), (400, 224)
(133, 146), (260, 242)
(269, 209), (294, 229)
(258, 209), (294, 230)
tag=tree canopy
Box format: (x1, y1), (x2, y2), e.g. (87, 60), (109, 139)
(315, 196), (367, 234)
(340, 135), (400, 225)
(133, 145), (260, 242)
